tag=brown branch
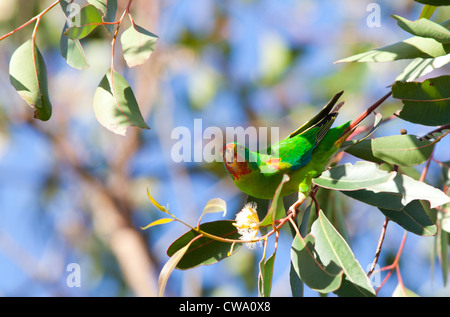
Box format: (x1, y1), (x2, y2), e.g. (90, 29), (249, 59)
(344, 91), (392, 135)
(376, 230), (408, 294)
(36, 122), (158, 296)
(367, 217), (389, 277)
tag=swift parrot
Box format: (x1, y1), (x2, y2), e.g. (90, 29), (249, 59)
(222, 91), (352, 201)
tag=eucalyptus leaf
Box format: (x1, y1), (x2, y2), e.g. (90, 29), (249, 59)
(93, 69), (150, 135)
(259, 174), (289, 227)
(395, 54), (450, 82)
(88, 0), (117, 34)
(291, 234), (344, 294)
(198, 198), (227, 224)
(379, 200), (437, 236)
(336, 20), (450, 63)
(343, 173), (450, 210)
(440, 209), (450, 233)
(146, 187), (168, 213)
(414, 0), (450, 6)
(438, 227), (449, 285)
(9, 40), (52, 121)
(140, 218), (174, 230)
(289, 263), (303, 297)
(344, 135), (435, 166)
(64, 4), (103, 40)
(60, 0), (89, 69)
(167, 220), (241, 270)
(258, 251), (276, 297)
(392, 284), (419, 297)
(312, 211), (376, 297)
(392, 16), (450, 44)
(159, 241), (193, 297)
(393, 76), (450, 126)
(312, 161), (395, 191)
(419, 5), (436, 20)
(121, 24), (158, 68)
(441, 161), (450, 188)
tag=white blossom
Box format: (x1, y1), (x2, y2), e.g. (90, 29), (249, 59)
(233, 202), (261, 249)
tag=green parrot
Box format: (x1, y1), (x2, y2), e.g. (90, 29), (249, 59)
(222, 91), (352, 202)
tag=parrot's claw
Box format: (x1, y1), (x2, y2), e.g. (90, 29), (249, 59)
(287, 192), (307, 217)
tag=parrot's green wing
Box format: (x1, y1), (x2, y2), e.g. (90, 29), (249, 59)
(264, 92), (345, 172)
(288, 90), (344, 138)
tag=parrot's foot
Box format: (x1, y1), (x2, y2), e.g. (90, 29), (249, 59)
(287, 192), (307, 218)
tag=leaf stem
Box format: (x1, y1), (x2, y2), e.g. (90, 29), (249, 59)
(107, 0), (135, 127)
(375, 230), (407, 294)
(345, 91), (392, 135)
(0, 0), (60, 42)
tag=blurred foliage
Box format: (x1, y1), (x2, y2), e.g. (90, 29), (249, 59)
(0, 0), (449, 297)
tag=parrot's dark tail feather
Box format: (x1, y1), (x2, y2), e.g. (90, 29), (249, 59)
(289, 91), (344, 138)
(313, 106), (342, 147)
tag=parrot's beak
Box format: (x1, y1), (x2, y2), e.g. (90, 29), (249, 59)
(223, 144), (236, 165)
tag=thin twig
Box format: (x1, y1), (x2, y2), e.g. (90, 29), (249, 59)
(376, 230), (408, 294)
(344, 91), (392, 135)
(367, 217), (389, 277)
(0, 0), (60, 42)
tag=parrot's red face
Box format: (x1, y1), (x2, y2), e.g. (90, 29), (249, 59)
(222, 143), (253, 181)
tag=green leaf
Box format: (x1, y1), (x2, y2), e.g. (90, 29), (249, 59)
(344, 135), (435, 166)
(393, 76), (450, 126)
(291, 234), (344, 294)
(414, 0), (450, 6)
(392, 16), (450, 44)
(392, 284), (420, 297)
(167, 220), (242, 270)
(88, 0), (112, 15)
(259, 174), (290, 227)
(88, 0), (117, 34)
(395, 54), (450, 82)
(312, 161), (395, 191)
(440, 208), (450, 233)
(64, 4), (103, 40)
(419, 5), (437, 20)
(158, 240), (193, 297)
(289, 262), (303, 297)
(312, 211), (376, 297)
(198, 198), (227, 224)
(343, 173), (450, 210)
(438, 223), (449, 285)
(258, 251), (276, 297)
(93, 69), (150, 135)
(60, 1), (89, 70)
(379, 200), (437, 236)
(9, 40), (52, 121)
(441, 160), (450, 188)
(336, 20), (450, 63)
(121, 24), (158, 68)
